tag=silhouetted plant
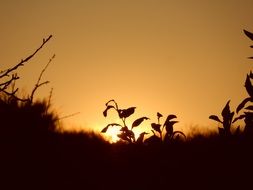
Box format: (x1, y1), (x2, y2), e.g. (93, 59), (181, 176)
(101, 99), (149, 143)
(243, 29), (253, 59)
(209, 29), (253, 137)
(209, 100), (239, 136)
(145, 112), (186, 144)
(231, 29), (253, 136)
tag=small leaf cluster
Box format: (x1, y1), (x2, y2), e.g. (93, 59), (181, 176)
(145, 112), (186, 144)
(101, 100), (149, 143)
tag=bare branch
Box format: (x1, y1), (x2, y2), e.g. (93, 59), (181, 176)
(0, 74), (19, 92)
(29, 54), (55, 103)
(0, 74), (19, 87)
(0, 35), (53, 79)
(0, 35), (53, 103)
(36, 54), (55, 86)
(1, 89), (29, 102)
(45, 88), (53, 114)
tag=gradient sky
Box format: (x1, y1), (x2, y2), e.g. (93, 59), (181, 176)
(1, 0), (253, 135)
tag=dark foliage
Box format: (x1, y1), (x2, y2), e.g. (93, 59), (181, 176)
(102, 99), (149, 143)
(209, 100), (235, 136)
(230, 29), (253, 136)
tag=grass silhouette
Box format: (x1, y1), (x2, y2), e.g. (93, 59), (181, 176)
(1, 32), (253, 190)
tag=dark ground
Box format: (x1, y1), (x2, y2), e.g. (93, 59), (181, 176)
(1, 130), (253, 190)
(0, 100), (252, 190)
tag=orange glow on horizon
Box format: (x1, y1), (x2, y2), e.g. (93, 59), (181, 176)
(104, 126), (121, 143)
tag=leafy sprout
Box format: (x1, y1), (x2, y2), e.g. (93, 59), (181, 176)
(101, 100), (149, 143)
(209, 100), (238, 136)
(145, 112), (186, 144)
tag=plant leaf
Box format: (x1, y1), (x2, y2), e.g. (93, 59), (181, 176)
(236, 97), (252, 113)
(157, 112), (163, 118)
(163, 114), (177, 127)
(117, 132), (130, 142)
(245, 75), (253, 98)
(136, 132), (148, 144)
(101, 123), (121, 133)
(119, 107), (136, 118)
(101, 126), (109, 133)
(120, 127), (135, 140)
(105, 99), (115, 106)
(132, 117), (149, 129)
(244, 111), (253, 122)
(250, 71), (253, 79)
(230, 112), (234, 122)
(120, 126), (129, 132)
(245, 105), (253, 111)
(151, 123), (161, 133)
(222, 100), (231, 121)
(209, 115), (222, 123)
(244, 29), (253, 41)
(232, 115), (245, 123)
(103, 105), (115, 117)
(165, 121), (178, 136)
(166, 114), (177, 121)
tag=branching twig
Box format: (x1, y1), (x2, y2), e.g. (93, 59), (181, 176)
(0, 35), (52, 79)
(29, 54), (55, 103)
(0, 35), (53, 102)
(1, 89), (28, 102)
(0, 74), (19, 92)
(58, 112), (81, 120)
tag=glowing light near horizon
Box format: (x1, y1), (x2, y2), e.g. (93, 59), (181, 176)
(104, 126), (121, 143)
(103, 125), (147, 143)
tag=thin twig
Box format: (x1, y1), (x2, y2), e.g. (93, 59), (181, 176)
(45, 88), (53, 114)
(29, 54), (55, 103)
(58, 112), (81, 120)
(0, 35), (52, 79)
(2, 89), (28, 102)
(0, 35), (53, 102)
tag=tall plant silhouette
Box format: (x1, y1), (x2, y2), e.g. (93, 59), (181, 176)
(232, 29), (253, 136)
(101, 99), (149, 143)
(209, 29), (253, 137)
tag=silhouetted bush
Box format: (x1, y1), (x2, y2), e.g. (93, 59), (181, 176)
(101, 99), (149, 143)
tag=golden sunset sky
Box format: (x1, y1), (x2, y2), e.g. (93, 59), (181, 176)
(1, 0), (253, 134)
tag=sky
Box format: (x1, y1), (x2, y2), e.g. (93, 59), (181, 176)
(1, 0), (253, 135)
